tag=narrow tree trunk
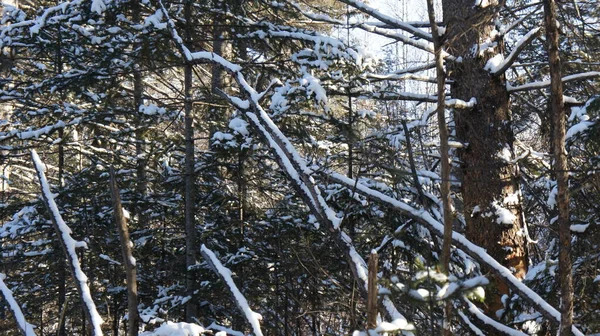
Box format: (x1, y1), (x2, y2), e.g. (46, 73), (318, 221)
(237, 149), (246, 246)
(427, 1), (453, 332)
(109, 169), (139, 336)
(366, 251), (378, 331)
(442, 0), (527, 319)
(543, 0), (573, 334)
(183, 0), (197, 322)
(55, 13), (68, 335)
(429, 0), (452, 279)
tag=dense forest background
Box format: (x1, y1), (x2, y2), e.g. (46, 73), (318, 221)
(0, 0), (598, 334)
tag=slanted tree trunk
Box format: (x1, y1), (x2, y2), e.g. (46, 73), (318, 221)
(109, 169), (139, 336)
(442, 0), (528, 318)
(543, 0), (573, 333)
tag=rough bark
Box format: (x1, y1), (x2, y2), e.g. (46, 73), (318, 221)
(543, 0), (573, 333)
(442, 0), (527, 318)
(109, 169), (139, 336)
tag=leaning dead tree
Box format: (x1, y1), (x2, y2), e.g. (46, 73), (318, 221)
(109, 168), (139, 336)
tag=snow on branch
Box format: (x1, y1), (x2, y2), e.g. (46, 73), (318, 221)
(286, 1), (451, 60)
(158, 1), (412, 327)
(141, 322), (208, 336)
(90, 0), (106, 15)
(462, 297), (528, 336)
(31, 150), (104, 336)
(333, 0), (432, 41)
(508, 71), (600, 92)
(201, 245), (264, 336)
(0, 120), (70, 142)
(322, 171), (585, 335)
(488, 27), (541, 75)
(0, 274), (37, 336)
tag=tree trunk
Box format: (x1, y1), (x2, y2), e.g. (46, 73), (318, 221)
(183, 0), (197, 322)
(543, 0), (573, 334)
(442, 0), (528, 318)
(427, 0), (453, 332)
(109, 169), (139, 336)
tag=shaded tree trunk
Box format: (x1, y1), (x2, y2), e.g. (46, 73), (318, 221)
(109, 169), (139, 336)
(184, 0), (197, 322)
(427, 0), (453, 332)
(442, 0), (528, 318)
(543, 0), (573, 333)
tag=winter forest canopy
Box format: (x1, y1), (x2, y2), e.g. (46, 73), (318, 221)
(0, 0), (598, 334)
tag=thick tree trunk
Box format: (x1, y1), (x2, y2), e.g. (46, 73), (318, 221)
(543, 0), (573, 334)
(442, 0), (527, 318)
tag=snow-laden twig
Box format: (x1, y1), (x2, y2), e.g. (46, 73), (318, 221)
(201, 245), (264, 336)
(508, 71), (600, 92)
(323, 171), (584, 335)
(462, 296), (528, 336)
(333, 0), (432, 41)
(31, 150), (103, 336)
(0, 274), (37, 336)
(285, 0), (456, 61)
(457, 310), (485, 336)
(489, 27), (541, 75)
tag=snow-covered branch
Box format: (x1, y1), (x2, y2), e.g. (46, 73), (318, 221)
(0, 274), (37, 336)
(158, 2), (411, 327)
(31, 150), (103, 336)
(322, 171), (584, 335)
(508, 71), (600, 92)
(333, 0), (432, 41)
(488, 27), (541, 75)
(201, 245), (264, 336)
(462, 297), (528, 336)
(281, 1), (458, 61)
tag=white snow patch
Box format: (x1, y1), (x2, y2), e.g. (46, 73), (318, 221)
(570, 224), (589, 233)
(492, 202), (516, 225)
(566, 121), (593, 140)
(484, 54), (505, 72)
(140, 321), (206, 336)
(547, 183), (557, 209)
(503, 192), (520, 205)
(229, 118), (250, 137)
(90, 0), (106, 15)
